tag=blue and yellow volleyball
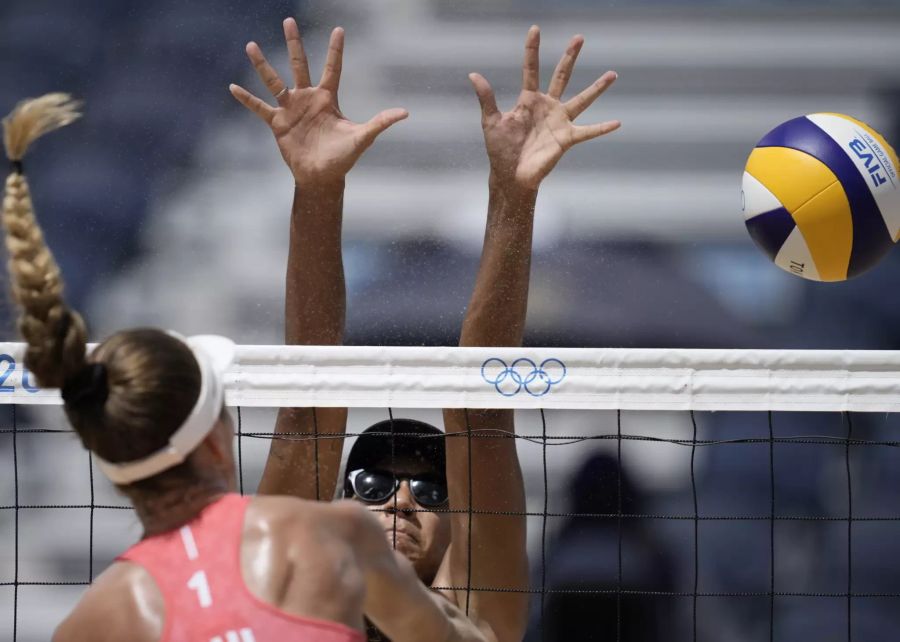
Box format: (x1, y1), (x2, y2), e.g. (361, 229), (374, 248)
(742, 113), (899, 281)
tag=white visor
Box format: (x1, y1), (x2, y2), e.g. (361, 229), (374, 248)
(94, 334), (236, 485)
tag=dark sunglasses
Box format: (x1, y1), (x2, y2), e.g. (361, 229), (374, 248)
(347, 469), (448, 508)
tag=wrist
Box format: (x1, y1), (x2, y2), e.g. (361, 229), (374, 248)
(488, 172), (538, 205)
(291, 178), (346, 225)
(294, 177), (346, 195)
(294, 176), (346, 195)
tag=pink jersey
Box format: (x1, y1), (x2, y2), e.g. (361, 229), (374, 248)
(117, 494), (364, 642)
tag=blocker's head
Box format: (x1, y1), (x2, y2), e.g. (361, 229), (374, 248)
(344, 419), (451, 583)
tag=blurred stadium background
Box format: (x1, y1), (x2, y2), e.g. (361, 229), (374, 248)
(2, 0), (900, 640)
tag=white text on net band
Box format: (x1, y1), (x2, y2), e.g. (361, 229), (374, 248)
(1, 343), (900, 412)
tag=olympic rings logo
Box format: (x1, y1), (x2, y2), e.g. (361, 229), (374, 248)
(480, 358), (567, 397)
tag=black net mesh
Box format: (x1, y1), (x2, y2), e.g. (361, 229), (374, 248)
(4, 403), (900, 641)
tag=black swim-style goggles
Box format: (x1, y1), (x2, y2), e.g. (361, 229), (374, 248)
(346, 469), (449, 507)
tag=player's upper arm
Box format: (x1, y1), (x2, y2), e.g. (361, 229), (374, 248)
(52, 604), (120, 642)
(52, 616), (78, 642)
(53, 592), (110, 642)
(53, 565), (162, 642)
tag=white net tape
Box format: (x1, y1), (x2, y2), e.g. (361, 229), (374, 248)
(0, 342), (898, 411)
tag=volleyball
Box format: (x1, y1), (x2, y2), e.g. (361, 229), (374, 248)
(742, 113), (900, 281)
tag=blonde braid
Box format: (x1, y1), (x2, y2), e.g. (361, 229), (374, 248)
(2, 94), (87, 388)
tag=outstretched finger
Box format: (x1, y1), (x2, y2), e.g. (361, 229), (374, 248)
(359, 107), (409, 146)
(564, 71), (617, 119)
(229, 83), (275, 123)
(571, 119), (621, 145)
(468, 73), (499, 123)
(246, 42), (288, 103)
(548, 35), (584, 100)
(319, 27), (345, 93)
(521, 25), (540, 92)
(283, 17), (311, 88)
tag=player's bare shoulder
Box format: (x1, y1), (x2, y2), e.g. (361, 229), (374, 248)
(247, 494), (369, 537)
(244, 495), (368, 616)
(246, 497), (372, 579)
(243, 494), (354, 567)
(53, 562), (163, 642)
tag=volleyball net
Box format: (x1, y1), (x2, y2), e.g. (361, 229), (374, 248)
(4, 343), (900, 641)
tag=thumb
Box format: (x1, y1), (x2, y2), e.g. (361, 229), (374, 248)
(360, 107), (409, 145)
(468, 72), (499, 121)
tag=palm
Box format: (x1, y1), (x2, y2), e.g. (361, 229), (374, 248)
(471, 27), (619, 191)
(485, 92), (575, 187)
(230, 19), (407, 186)
(271, 89), (364, 181)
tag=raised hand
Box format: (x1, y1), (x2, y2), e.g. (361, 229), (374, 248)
(469, 25), (620, 192)
(230, 18), (408, 187)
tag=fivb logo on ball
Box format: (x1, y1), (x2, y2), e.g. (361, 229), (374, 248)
(742, 113), (899, 282)
(847, 134), (894, 189)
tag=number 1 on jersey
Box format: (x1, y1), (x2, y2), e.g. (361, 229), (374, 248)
(187, 569), (213, 608)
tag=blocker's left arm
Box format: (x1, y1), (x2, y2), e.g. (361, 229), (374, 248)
(439, 26), (620, 642)
(230, 19), (407, 499)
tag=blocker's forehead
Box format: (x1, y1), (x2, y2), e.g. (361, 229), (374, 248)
(373, 454), (442, 476)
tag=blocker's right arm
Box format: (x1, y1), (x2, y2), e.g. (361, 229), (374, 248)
(229, 18), (407, 499)
(260, 177), (349, 500)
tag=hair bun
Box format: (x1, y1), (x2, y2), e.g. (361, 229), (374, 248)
(61, 363), (109, 409)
